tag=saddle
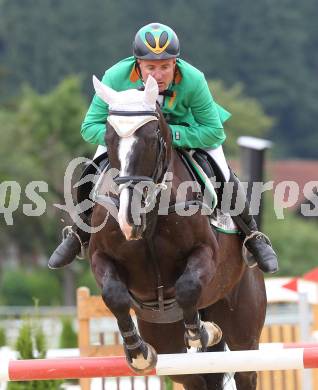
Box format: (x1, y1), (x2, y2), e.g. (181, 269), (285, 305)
(178, 149), (239, 234)
(75, 152), (110, 223)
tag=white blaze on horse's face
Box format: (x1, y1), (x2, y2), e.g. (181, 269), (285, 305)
(92, 75), (159, 240)
(117, 137), (137, 240)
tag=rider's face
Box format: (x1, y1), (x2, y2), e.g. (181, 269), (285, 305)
(137, 58), (176, 92)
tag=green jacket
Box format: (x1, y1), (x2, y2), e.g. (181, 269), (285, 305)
(81, 56), (231, 149)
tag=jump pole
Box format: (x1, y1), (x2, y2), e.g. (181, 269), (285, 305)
(260, 342), (318, 350)
(1, 348), (318, 381)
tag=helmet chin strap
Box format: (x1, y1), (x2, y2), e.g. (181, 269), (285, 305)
(135, 60), (143, 81)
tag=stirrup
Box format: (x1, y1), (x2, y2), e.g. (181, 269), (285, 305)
(242, 231), (272, 268)
(62, 226), (86, 260)
(243, 230), (272, 247)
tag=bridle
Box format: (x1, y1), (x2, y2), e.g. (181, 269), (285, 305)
(109, 109), (169, 210)
(109, 108), (175, 320)
(94, 108), (212, 323)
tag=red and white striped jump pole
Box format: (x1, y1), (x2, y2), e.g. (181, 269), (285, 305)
(1, 348), (318, 381)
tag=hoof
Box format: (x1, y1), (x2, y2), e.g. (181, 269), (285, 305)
(186, 321), (222, 349)
(204, 321), (222, 346)
(126, 343), (157, 374)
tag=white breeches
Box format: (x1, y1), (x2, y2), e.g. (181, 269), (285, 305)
(93, 145), (107, 159)
(92, 144), (230, 182)
(206, 145), (230, 182)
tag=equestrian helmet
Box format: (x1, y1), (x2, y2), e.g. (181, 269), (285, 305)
(133, 23), (180, 60)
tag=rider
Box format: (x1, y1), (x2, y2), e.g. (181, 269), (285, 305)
(48, 22), (278, 274)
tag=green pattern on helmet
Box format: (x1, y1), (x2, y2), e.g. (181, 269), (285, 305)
(139, 24), (173, 47)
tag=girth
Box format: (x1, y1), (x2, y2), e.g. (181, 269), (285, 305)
(129, 291), (184, 323)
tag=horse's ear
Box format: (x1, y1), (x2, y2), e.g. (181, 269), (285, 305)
(144, 75), (159, 107)
(92, 75), (118, 105)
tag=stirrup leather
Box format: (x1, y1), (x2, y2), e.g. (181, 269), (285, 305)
(62, 226), (86, 260)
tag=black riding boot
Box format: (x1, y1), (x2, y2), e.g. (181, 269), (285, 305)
(226, 170), (279, 274)
(48, 221), (91, 269)
(48, 152), (110, 269)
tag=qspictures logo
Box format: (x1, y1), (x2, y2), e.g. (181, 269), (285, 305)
(1, 157), (318, 231)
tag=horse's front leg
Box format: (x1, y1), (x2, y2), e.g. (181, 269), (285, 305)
(175, 245), (222, 351)
(91, 251), (157, 374)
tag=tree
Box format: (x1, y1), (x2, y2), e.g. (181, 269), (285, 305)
(0, 0), (317, 157)
(208, 80), (274, 156)
(0, 75), (94, 304)
(0, 75), (92, 261)
(263, 196), (318, 276)
(7, 317), (63, 389)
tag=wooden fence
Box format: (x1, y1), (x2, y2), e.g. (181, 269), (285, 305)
(77, 286), (318, 390)
(77, 287), (183, 390)
(257, 318), (318, 389)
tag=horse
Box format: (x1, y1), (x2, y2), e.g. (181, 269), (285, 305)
(88, 75), (267, 390)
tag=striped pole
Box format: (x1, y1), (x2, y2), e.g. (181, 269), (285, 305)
(1, 348), (318, 381)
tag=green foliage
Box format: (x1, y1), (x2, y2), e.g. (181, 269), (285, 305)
(0, 0), (316, 157)
(77, 263), (99, 295)
(164, 377), (174, 390)
(263, 196), (318, 276)
(0, 75), (92, 258)
(7, 319), (63, 389)
(59, 317), (77, 348)
(15, 322), (33, 360)
(0, 327), (7, 346)
(209, 80), (274, 157)
(34, 326), (46, 359)
(0, 267), (62, 305)
(0, 0), (316, 299)
(7, 378), (61, 390)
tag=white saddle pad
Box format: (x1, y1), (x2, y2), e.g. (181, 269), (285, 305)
(210, 208), (239, 234)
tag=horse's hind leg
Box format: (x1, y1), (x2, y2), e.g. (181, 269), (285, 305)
(201, 340), (227, 390)
(137, 319), (209, 390)
(91, 250), (157, 374)
(234, 372), (257, 390)
(170, 374), (209, 390)
(175, 245), (222, 351)
(200, 268), (266, 389)
(171, 341), (232, 390)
